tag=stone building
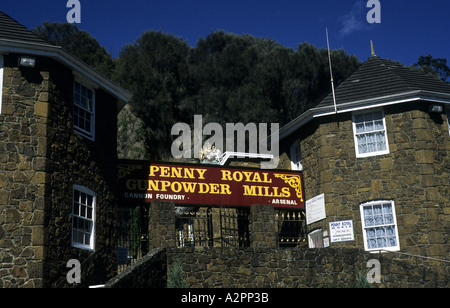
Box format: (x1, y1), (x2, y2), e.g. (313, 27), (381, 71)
(0, 12), (131, 287)
(278, 55), (450, 261)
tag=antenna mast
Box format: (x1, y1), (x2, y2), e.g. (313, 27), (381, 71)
(326, 28), (337, 114)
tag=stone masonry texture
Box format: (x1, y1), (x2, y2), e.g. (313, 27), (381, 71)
(0, 54), (119, 288)
(280, 102), (450, 260)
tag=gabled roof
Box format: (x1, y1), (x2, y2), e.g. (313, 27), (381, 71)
(279, 55), (450, 140)
(0, 11), (131, 108)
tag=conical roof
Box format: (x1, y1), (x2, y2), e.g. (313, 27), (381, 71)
(317, 56), (450, 109)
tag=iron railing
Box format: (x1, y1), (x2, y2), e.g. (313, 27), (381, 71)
(276, 210), (308, 247)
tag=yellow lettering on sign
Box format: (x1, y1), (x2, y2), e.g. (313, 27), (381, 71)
(149, 165), (208, 180)
(221, 170), (232, 181)
(243, 185), (291, 198)
(221, 170), (272, 183)
(146, 180), (232, 195)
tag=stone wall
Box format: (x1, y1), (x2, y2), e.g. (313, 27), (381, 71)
(104, 248), (166, 288)
(166, 246), (449, 288)
(249, 204), (276, 248)
(44, 57), (119, 287)
(0, 56), (50, 288)
(148, 201), (176, 250)
(0, 54), (119, 288)
(281, 102), (450, 260)
(110, 200), (449, 288)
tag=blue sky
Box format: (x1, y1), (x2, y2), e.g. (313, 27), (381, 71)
(2, 1), (450, 66)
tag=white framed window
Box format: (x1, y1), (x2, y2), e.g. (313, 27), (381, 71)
(73, 81), (95, 140)
(72, 185), (95, 250)
(360, 200), (400, 252)
(0, 55), (4, 114)
(290, 140), (303, 171)
(352, 110), (389, 158)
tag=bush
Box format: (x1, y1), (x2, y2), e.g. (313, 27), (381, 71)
(167, 262), (188, 288)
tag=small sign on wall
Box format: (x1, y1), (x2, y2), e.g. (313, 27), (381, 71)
(329, 220), (355, 243)
(306, 193), (326, 225)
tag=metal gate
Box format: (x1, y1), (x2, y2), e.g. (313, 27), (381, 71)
(276, 210), (308, 247)
(175, 207), (250, 248)
(117, 206), (148, 273)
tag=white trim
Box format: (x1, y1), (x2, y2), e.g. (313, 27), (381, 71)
(72, 185), (96, 251)
(278, 92), (450, 142)
(0, 39), (131, 107)
(360, 200), (400, 252)
(0, 55), (3, 114)
(352, 109), (390, 158)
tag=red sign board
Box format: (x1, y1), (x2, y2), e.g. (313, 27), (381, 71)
(118, 161), (304, 209)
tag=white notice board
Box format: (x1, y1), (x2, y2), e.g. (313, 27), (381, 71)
(329, 220), (355, 243)
(306, 193), (326, 225)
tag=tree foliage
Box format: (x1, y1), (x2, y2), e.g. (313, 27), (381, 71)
(114, 31), (361, 160)
(114, 31), (190, 160)
(414, 54), (450, 82)
(33, 22), (115, 77)
(32, 22), (362, 161)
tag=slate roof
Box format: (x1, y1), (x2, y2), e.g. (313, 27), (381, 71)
(0, 11), (50, 45)
(317, 56), (450, 109)
(279, 55), (450, 140)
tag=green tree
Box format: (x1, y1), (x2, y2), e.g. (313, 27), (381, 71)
(33, 22), (115, 77)
(114, 31), (191, 160)
(113, 30), (360, 160)
(414, 54), (450, 82)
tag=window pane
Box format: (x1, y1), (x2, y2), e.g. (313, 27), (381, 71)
(356, 123), (365, 133)
(375, 120), (384, 130)
(80, 96), (87, 109)
(365, 120), (374, 132)
(382, 203), (392, 213)
(365, 216), (374, 227)
(374, 215), (384, 225)
(81, 86), (87, 98)
(74, 93), (80, 104)
(363, 206), (373, 215)
(373, 204), (382, 215)
(84, 232), (91, 245)
(364, 113), (374, 122)
(368, 238), (377, 249)
(354, 114), (364, 124)
(372, 111), (383, 121)
(80, 193), (86, 205)
(377, 237), (387, 248)
(73, 203), (79, 215)
(367, 228), (376, 238)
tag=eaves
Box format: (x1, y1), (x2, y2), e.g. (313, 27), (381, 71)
(279, 90), (450, 141)
(0, 38), (132, 111)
